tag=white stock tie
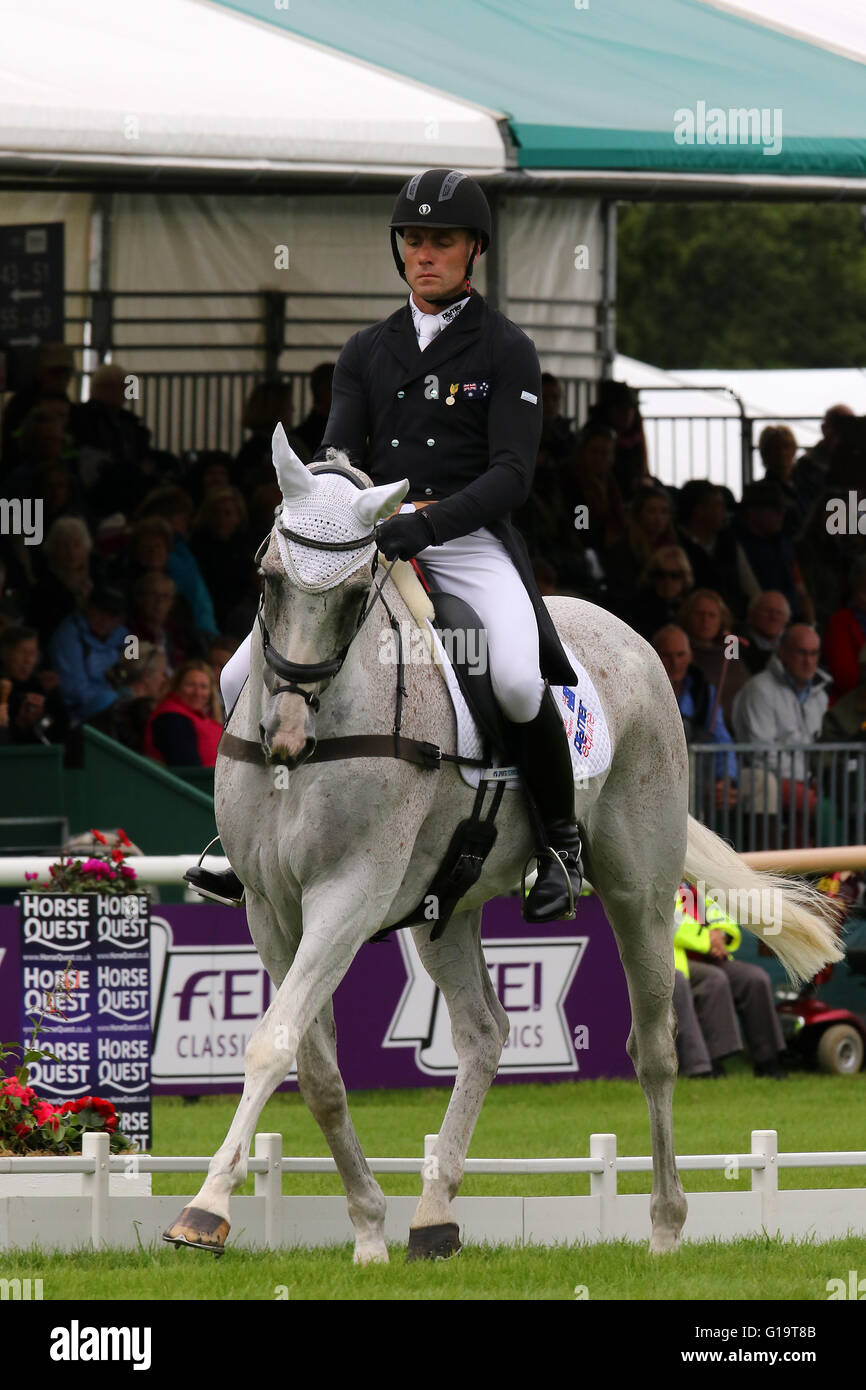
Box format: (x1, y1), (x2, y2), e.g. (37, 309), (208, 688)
(416, 314), (441, 351)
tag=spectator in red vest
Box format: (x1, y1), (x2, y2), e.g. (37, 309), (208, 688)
(143, 659), (222, 767)
(823, 556), (866, 705)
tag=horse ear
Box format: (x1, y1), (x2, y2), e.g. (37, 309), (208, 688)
(272, 424), (316, 502)
(353, 478), (411, 527)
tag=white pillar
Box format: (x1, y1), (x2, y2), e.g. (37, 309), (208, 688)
(751, 1129), (779, 1235)
(254, 1133), (283, 1250)
(82, 1131), (110, 1250)
(590, 1133), (617, 1239)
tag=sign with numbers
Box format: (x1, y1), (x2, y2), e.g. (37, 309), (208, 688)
(0, 222), (65, 388)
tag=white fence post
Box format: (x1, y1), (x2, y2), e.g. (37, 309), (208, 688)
(751, 1129), (779, 1234)
(422, 1132), (439, 1184)
(254, 1133), (283, 1250)
(590, 1133), (617, 1237)
(81, 1132), (110, 1250)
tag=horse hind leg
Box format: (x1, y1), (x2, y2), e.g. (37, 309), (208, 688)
(296, 1001), (388, 1265)
(406, 908), (508, 1260)
(582, 807), (689, 1253)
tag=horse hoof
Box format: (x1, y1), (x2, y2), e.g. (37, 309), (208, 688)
(649, 1228), (681, 1255)
(162, 1205), (230, 1256)
(406, 1222), (461, 1262)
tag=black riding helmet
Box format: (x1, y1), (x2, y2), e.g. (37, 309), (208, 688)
(389, 169), (491, 304)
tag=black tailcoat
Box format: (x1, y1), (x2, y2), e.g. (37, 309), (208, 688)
(314, 290), (577, 686)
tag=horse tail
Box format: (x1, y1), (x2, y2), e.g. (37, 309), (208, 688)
(682, 814), (843, 986)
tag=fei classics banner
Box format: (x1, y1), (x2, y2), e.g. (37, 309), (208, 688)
(0, 894), (633, 1103)
(17, 893), (152, 1150)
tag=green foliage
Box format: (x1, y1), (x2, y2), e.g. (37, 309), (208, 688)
(616, 202), (866, 369)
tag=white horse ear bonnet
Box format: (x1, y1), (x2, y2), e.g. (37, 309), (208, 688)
(275, 473), (377, 592)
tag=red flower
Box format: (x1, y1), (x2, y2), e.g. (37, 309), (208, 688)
(33, 1101), (60, 1130)
(111, 847), (124, 863)
(116, 828), (131, 847)
(1, 1078), (36, 1104)
(13, 1122), (30, 1137)
(89, 828), (108, 845)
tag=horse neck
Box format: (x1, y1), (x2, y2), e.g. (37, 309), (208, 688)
(239, 578), (410, 741)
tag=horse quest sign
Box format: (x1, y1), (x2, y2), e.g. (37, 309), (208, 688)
(13, 894), (152, 1149)
(0, 895), (633, 1097)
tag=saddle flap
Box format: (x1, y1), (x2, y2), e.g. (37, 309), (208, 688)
(427, 590), (512, 758)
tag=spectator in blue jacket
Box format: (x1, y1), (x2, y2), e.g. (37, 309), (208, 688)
(654, 623), (737, 810)
(135, 487), (217, 636)
(48, 587), (128, 725)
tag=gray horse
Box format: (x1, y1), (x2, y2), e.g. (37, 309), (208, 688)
(164, 426), (842, 1261)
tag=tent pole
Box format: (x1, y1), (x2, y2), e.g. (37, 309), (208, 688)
(484, 186), (506, 316)
(599, 198), (617, 379)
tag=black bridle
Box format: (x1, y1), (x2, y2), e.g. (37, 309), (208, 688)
(256, 466), (398, 711)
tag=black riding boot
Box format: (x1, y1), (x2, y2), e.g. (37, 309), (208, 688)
(512, 682), (583, 923)
(184, 865), (245, 907)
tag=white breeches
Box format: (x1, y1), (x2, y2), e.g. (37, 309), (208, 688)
(220, 512), (545, 725)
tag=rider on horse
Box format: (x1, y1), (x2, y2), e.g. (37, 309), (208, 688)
(187, 168), (584, 923)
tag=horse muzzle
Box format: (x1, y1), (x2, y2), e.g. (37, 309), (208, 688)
(259, 694), (317, 768)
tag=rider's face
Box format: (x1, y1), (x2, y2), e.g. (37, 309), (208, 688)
(403, 227), (476, 309)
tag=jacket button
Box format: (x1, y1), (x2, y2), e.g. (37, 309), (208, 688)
(391, 439), (399, 447)
(426, 438), (435, 446)
(424, 488), (433, 496)
(396, 391), (404, 399)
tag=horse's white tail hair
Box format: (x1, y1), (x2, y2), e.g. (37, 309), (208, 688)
(683, 815), (844, 986)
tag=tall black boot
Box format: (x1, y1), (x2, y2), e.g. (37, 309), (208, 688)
(511, 682), (583, 923)
(184, 864), (245, 907)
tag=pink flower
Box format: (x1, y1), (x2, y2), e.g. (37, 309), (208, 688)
(24, 871), (39, 881)
(33, 1101), (60, 1131)
(119, 864), (137, 879)
(80, 858), (111, 876)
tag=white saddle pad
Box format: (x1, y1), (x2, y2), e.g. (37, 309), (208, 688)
(425, 621), (612, 790)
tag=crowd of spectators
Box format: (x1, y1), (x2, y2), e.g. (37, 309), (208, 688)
(3, 346), (866, 835)
(0, 344), (334, 768)
(516, 378), (866, 845)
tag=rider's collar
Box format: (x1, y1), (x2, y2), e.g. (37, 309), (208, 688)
(408, 291), (470, 337)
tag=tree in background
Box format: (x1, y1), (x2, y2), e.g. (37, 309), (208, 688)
(616, 203), (866, 370)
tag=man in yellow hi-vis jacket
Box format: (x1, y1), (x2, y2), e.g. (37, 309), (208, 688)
(674, 887), (787, 1079)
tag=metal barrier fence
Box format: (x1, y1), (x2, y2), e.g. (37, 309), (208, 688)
(2, 287), (828, 484)
(690, 741), (866, 854)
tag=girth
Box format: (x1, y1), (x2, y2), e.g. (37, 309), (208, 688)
(219, 729), (482, 773)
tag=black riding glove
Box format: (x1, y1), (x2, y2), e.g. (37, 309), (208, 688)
(376, 508), (437, 561)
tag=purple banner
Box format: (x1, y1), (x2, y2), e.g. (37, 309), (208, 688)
(0, 894), (634, 1095)
(15, 893), (152, 1149)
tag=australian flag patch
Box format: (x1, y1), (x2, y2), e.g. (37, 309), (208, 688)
(461, 380), (490, 399)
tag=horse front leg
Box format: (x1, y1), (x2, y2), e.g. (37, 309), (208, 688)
(162, 876), (394, 1255)
(296, 1002), (388, 1265)
(406, 909), (508, 1260)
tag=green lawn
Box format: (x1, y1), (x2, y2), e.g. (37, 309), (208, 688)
(1, 1236), (864, 1302)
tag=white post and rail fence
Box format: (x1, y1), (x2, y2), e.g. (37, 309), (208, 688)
(1, 1130), (865, 1251)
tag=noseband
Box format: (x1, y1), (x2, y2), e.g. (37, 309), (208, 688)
(256, 465), (394, 711)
